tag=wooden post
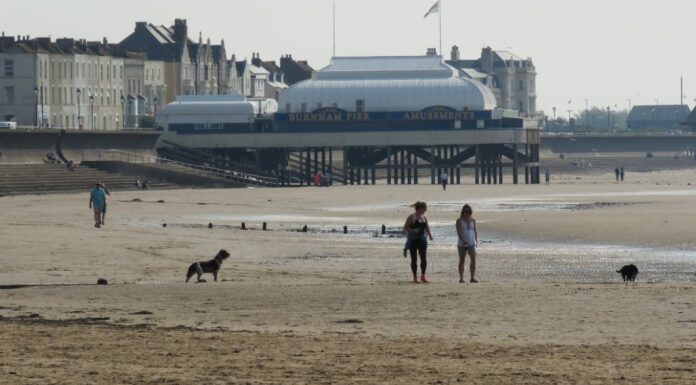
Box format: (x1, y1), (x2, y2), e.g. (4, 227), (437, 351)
(430, 147), (436, 185)
(387, 146), (392, 185)
(414, 154), (419, 184)
(400, 150), (406, 185)
(512, 143), (519, 185)
(475, 145), (480, 185)
(407, 151), (413, 185)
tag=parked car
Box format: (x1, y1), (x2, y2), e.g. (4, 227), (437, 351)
(0, 119), (17, 129)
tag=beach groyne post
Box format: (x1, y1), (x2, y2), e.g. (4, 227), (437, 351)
(263, 222), (267, 231)
(381, 225), (386, 235)
(241, 222), (246, 230)
(343, 225), (348, 234)
(302, 225), (308, 233)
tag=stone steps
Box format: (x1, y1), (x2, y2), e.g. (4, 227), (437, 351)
(0, 164), (179, 196)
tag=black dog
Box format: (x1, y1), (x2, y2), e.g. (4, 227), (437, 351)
(186, 249), (230, 283)
(617, 264), (639, 282)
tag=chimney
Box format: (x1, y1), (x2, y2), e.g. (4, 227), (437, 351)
(481, 46), (494, 71)
(173, 19), (188, 42)
(451, 45), (460, 61)
(426, 48), (437, 56)
(135, 22), (147, 31)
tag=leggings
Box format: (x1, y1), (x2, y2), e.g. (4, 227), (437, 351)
(409, 238), (428, 276)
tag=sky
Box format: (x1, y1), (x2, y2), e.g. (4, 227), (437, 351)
(4, 0), (695, 114)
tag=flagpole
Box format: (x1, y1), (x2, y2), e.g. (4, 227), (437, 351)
(439, 0), (442, 56)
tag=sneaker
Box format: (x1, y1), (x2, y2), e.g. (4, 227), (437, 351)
(420, 275), (429, 283)
(95, 223), (101, 228)
(470, 278), (478, 283)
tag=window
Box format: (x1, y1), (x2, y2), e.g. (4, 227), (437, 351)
(70, 63), (73, 79)
(518, 80), (524, 91)
(301, 103), (307, 113)
(4, 87), (14, 103)
(356, 99), (365, 112)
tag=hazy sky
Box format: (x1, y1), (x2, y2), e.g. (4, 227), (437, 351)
(4, 0), (695, 114)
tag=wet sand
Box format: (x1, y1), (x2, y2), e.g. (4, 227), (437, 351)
(1, 170), (696, 384)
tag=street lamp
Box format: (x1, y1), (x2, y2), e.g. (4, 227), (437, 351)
(552, 107), (557, 132)
(76, 88), (82, 129)
(120, 95), (125, 129)
(607, 106), (611, 133)
(626, 98), (632, 113)
(89, 93), (95, 130)
(34, 86), (38, 127)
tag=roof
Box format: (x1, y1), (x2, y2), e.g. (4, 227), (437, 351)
(280, 56), (497, 113)
(494, 51), (525, 62)
(459, 68), (489, 79)
(249, 64), (269, 76)
(317, 56), (455, 80)
(235, 61), (247, 77)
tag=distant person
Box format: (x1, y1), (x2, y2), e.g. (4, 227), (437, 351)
(313, 171), (322, 186)
(135, 178), (142, 190)
(99, 183), (111, 225)
(403, 201), (433, 283)
(142, 180), (149, 190)
(66, 160), (75, 171)
(324, 171), (332, 186)
(620, 167), (625, 182)
(545, 169), (551, 185)
(89, 182), (106, 228)
(456, 204), (478, 283)
(440, 171), (449, 191)
(615, 167), (620, 182)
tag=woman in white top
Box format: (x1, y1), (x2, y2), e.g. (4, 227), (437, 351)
(456, 204), (478, 283)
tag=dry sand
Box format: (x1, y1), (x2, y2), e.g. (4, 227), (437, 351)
(1, 170), (696, 384)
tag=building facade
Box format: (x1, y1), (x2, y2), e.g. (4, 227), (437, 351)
(447, 46), (537, 115)
(0, 35), (166, 129)
(119, 19), (236, 102)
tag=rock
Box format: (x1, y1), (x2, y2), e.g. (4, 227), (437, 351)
(131, 198), (142, 202)
(157, 200), (165, 203)
(97, 279), (108, 285)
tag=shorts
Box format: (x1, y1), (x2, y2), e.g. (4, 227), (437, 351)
(458, 246), (476, 258)
(93, 204), (104, 213)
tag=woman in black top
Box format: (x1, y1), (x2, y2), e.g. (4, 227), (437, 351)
(403, 201), (434, 283)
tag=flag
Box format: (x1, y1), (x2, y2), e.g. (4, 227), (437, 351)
(424, 0), (440, 18)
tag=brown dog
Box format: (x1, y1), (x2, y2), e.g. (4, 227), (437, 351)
(186, 249), (230, 283)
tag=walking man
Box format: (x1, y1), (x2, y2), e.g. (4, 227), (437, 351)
(620, 167), (625, 182)
(440, 171), (449, 191)
(89, 182), (106, 228)
(545, 169), (551, 185)
(615, 167), (620, 182)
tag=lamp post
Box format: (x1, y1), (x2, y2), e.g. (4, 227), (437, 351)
(76, 88), (82, 129)
(34, 86), (38, 127)
(552, 107), (557, 132)
(607, 106), (611, 134)
(120, 95), (125, 129)
(567, 109), (572, 130)
(89, 93), (94, 130)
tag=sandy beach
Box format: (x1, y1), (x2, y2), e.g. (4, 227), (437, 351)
(1, 170), (696, 384)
